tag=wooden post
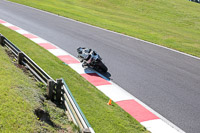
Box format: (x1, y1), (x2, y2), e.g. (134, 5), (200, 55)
(18, 52), (24, 65)
(0, 34), (4, 46)
(56, 79), (62, 104)
(47, 79), (55, 101)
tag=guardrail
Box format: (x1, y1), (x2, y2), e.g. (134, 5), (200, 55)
(0, 34), (94, 133)
(61, 79), (93, 132)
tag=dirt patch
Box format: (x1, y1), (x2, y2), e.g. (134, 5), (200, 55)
(5, 48), (16, 59)
(34, 108), (60, 128)
(5, 48), (37, 81)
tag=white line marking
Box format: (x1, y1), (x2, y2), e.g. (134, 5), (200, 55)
(15, 29), (29, 34)
(2, 22), (14, 27)
(141, 119), (181, 133)
(48, 49), (70, 56)
(30, 38), (48, 43)
(68, 63), (94, 74)
(96, 84), (135, 102)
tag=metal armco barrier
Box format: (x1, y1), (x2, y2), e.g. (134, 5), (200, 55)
(0, 34), (53, 85)
(61, 79), (94, 133)
(0, 34), (94, 133)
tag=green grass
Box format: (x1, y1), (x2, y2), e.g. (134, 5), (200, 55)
(0, 25), (148, 132)
(0, 47), (36, 132)
(0, 45), (74, 132)
(9, 0), (200, 57)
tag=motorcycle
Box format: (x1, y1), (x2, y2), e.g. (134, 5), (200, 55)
(77, 47), (108, 73)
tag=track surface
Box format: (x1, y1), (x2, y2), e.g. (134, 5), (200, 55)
(1, 1), (200, 132)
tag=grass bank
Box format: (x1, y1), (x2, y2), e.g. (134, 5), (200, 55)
(0, 25), (148, 132)
(0, 44), (75, 132)
(9, 0), (200, 57)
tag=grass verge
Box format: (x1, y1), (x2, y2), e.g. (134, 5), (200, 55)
(0, 24), (148, 132)
(9, 0), (200, 57)
(0, 44), (75, 132)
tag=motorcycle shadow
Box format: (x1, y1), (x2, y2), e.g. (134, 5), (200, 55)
(84, 68), (112, 80)
(100, 71), (111, 80)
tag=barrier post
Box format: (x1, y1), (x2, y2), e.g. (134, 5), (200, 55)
(56, 79), (62, 104)
(47, 79), (55, 101)
(0, 34), (4, 46)
(18, 52), (24, 65)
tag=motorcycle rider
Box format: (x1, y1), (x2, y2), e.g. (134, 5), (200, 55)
(77, 47), (95, 67)
(77, 47), (107, 72)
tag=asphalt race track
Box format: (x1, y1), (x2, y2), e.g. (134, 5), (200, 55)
(1, 1), (200, 132)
